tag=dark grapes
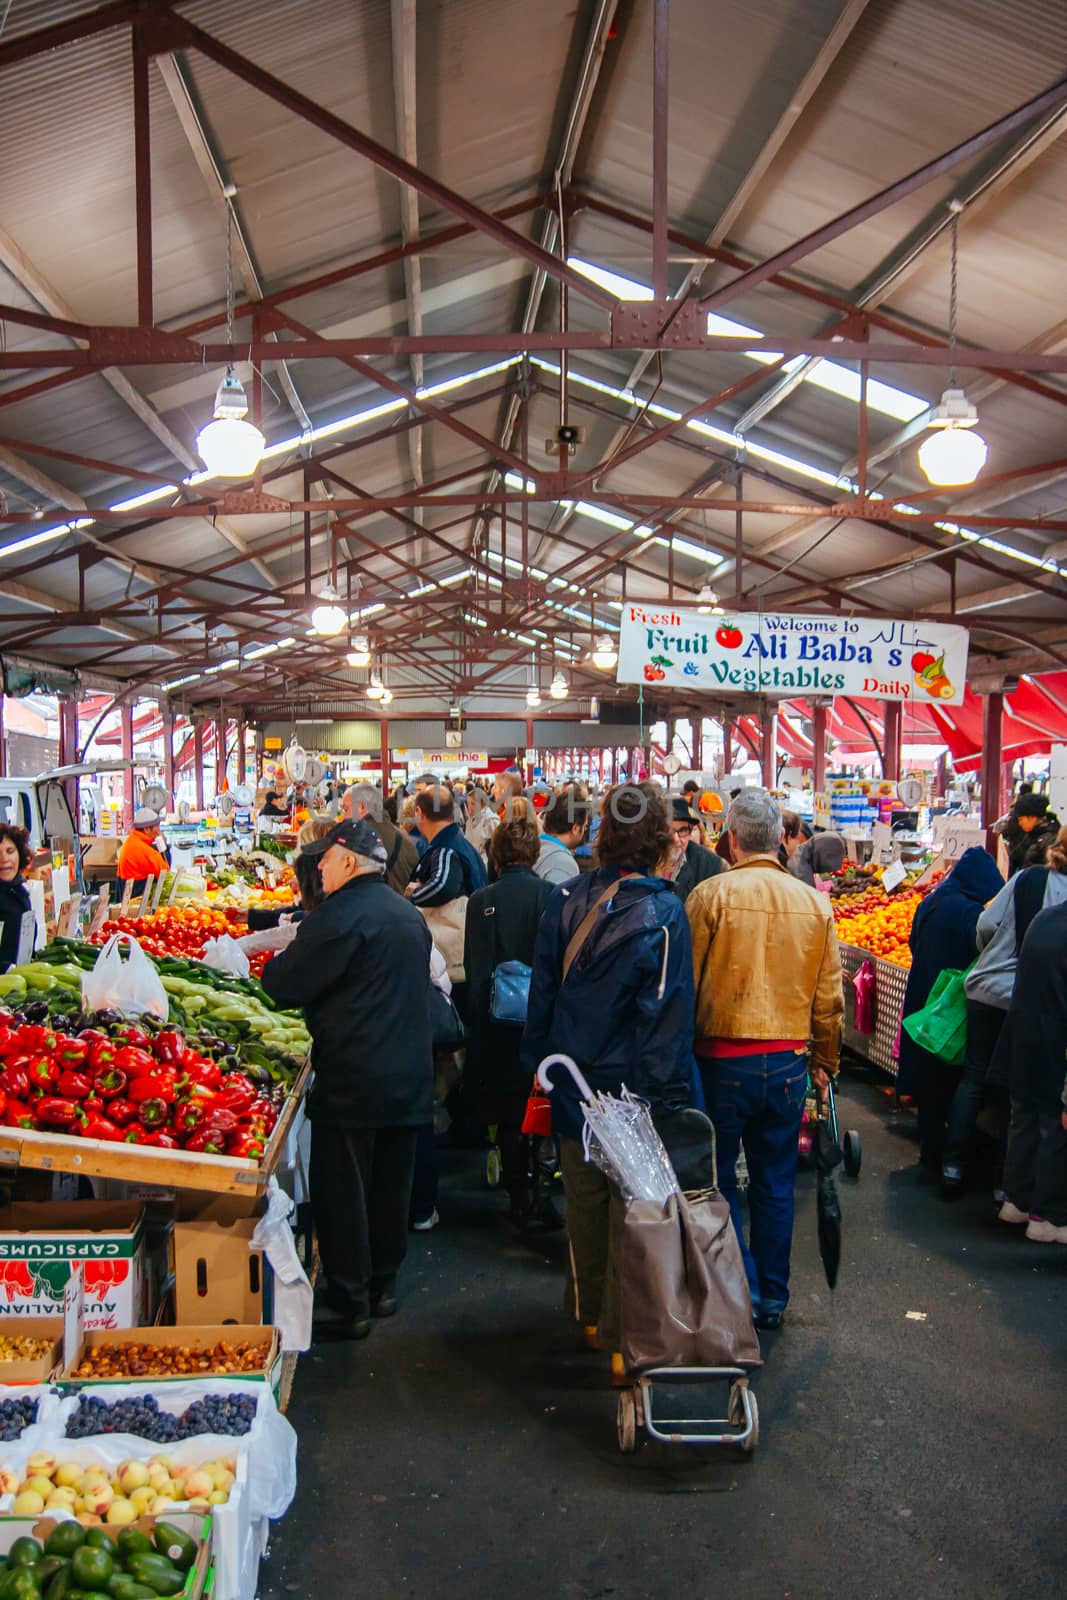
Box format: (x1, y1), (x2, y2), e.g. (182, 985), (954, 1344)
(0, 1395), (38, 1441)
(66, 1392), (256, 1441)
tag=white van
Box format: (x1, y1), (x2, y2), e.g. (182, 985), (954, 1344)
(0, 760), (136, 852)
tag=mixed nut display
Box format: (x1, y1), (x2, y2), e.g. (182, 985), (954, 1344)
(69, 1343), (272, 1381)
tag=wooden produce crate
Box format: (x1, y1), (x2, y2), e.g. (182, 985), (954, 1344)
(839, 941), (908, 1077)
(0, 1061), (311, 1199)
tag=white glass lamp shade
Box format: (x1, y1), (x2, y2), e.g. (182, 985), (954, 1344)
(549, 673), (568, 699)
(592, 635), (618, 669)
(526, 687), (542, 708)
(917, 424), (988, 486)
(310, 583), (346, 636)
(195, 416), (265, 478)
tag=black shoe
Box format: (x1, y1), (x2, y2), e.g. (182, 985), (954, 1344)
(370, 1294), (397, 1318)
(754, 1308), (784, 1331)
(313, 1303), (371, 1340)
(941, 1160), (964, 1194)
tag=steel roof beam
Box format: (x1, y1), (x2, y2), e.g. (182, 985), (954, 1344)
(156, 11), (620, 316)
(698, 70), (1067, 315)
(389, 0), (425, 505)
(154, 50), (312, 434)
(735, 97), (1067, 434)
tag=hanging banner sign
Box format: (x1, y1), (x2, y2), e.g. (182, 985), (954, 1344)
(617, 606), (968, 703)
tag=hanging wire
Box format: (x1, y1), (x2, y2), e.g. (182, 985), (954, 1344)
(947, 201), (963, 389)
(225, 200), (235, 351)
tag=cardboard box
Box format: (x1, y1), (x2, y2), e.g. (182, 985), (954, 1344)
(82, 835), (121, 868)
(0, 1316), (62, 1382)
(172, 1216), (273, 1327)
(0, 1202), (148, 1330)
(62, 1323), (282, 1394)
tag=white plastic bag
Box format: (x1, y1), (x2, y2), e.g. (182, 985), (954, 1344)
(81, 933), (169, 1020)
(253, 1178), (313, 1354)
(234, 923), (298, 958)
(201, 934), (251, 978)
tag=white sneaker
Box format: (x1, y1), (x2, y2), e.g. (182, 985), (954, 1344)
(412, 1208), (440, 1232)
(998, 1199), (1030, 1225)
(1025, 1217), (1067, 1244)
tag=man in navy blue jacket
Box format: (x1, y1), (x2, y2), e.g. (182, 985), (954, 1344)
(409, 786), (488, 906)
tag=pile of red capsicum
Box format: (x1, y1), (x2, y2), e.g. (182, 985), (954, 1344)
(0, 1014), (281, 1159)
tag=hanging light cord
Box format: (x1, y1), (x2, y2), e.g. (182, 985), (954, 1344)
(947, 202), (962, 389)
(225, 201), (235, 361)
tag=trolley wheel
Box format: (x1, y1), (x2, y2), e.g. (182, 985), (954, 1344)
(617, 1388), (638, 1453)
(728, 1379), (747, 1425)
(485, 1148), (502, 1188)
(843, 1129), (862, 1178)
(740, 1390), (759, 1454)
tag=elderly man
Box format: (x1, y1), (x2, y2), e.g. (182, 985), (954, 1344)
(261, 818), (434, 1339)
(687, 789), (843, 1330)
(343, 782), (417, 895)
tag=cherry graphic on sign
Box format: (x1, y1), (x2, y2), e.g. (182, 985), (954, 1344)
(716, 624), (743, 649)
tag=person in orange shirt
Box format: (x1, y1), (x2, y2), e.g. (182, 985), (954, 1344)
(117, 808), (170, 894)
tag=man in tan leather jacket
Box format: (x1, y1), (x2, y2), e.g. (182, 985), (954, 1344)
(687, 789), (843, 1331)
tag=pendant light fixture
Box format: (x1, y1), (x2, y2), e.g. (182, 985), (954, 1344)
(549, 670), (569, 700)
(346, 634), (371, 668)
(196, 203), (265, 478)
(918, 203), (987, 487)
(366, 672), (386, 701)
(591, 633), (618, 670)
(697, 578), (724, 615)
(526, 685), (542, 708)
(310, 581), (346, 636)
(380, 687), (394, 706)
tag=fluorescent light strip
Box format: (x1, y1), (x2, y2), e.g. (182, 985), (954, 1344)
(568, 259), (926, 423)
(161, 673), (201, 690)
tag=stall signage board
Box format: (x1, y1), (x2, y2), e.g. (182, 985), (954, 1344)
(422, 750), (489, 768)
(617, 605), (968, 703)
(932, 817), (986, 860)
(263, 736), (283, 750)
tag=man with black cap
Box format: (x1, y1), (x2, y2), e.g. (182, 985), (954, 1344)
(260, 817), (434, 1339)
(1004, 792), (1060, 876)
(665, 797), (724, 902)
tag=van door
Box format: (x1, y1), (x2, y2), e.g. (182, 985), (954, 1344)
(35, 779), (77, 848)
(0, 783), (40, 846)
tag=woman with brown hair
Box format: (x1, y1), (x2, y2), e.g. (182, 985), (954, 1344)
(522, 783), (698, 1351)
(0, 824), (33, 971)
(462, 799), (556, 1225)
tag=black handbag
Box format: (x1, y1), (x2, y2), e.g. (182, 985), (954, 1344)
(429, 984), (466, 1053)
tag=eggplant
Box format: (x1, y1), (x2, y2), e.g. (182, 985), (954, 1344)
(9, 1010), (25, 1027)
(22, 1000), (50, 1023)
(94, 1007), (122, 1024)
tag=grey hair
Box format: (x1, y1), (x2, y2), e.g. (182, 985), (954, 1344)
(726, 787), (783, 855)
(348, 782), (382, 822)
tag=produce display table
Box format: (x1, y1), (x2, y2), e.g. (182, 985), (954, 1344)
(0, 1061), (310, 1198)
(839, 941), (907, 1078)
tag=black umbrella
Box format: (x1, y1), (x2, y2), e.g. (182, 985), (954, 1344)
(813, 1103), (844, 1290)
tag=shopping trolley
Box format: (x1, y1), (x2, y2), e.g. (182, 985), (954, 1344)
(537, 1055), (762, 1456)
(799, 1073), (861, 1178)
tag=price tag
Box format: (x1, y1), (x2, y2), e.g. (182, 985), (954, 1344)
(938, 823), (985, 861)
(88, 885), (111, 936)
(149, 873), (167, 912)
(51, 864), (70, 915)
(24, 881), (46, 952)
(871, 821), (893, 860)
(882, 859), (908, 892)
(255, 865), (268, 882)
(56, 893), (82, 938)
(15, 910), (37, 966)
(119, 878), (135, 913)
(63, 1264), (85, 1374)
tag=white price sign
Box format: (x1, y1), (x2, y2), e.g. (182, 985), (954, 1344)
(933, 817), (985, 860)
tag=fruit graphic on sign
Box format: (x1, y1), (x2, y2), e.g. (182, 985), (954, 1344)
(912, 650), (954, 700)
(716, 624), (743, 649)
(643, 654), (672, 681)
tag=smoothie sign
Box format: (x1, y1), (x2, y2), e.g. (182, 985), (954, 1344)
(617, 607), (968, 703)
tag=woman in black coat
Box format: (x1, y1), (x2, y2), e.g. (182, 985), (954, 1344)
(462, 801), (554, 1224)
(0, 825), (33, 971)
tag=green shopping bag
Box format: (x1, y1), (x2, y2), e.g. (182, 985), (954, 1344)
(902, 964), (973, 1065)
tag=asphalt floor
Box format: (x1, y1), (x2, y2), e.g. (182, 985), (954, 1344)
(261, 1065), (1066, 1600)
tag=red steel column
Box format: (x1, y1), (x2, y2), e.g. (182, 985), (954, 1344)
(980, 693), (1004, 842)
(813, 702), (828, 794)
(761, 706), (777, 789)
(882, 700), (903, 780)
(193, 721), (205, 812)
(121, 705), (134, 828)
(380, 719), (390, 791)
(236, 717), (246, 787)
(160, 703), (175, 803)
(58, 699), (79, 818)
(214, 714), (227, 791)
(525, 717), (534, 785)
(0, 697), (6, 779)
(652, 0), (669, 300)
(721, 719), (733, 775)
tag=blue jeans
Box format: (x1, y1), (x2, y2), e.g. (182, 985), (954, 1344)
(698, 1049), (808, 1314)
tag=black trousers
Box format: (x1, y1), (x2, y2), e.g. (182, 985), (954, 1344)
(944, 1000), (1007, 1166)
(309, 1121), (418, 1318)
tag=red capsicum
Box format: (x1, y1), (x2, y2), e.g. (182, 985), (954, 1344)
(133, 1099), (169, 1130)
(183, 1127), (227, 1154)
(152, 1030), (185, 1065)
(27, 1055), (59, 1089)
(56, 1070), (92, 1101)
(112, 1046), (156, 1079)
(0, 1087), (8, 1122)
(128, 1070), (178, 1106)
(82, 1113), (121, 1142)
(143, 1131), (179, 1149)
(5, 1100), (36, 1129)
(0, 1026), (12, 1056)
(122, 1126), (148, 1144)
(0, 1067), (30, 1100)
(173, 1102), (207, 1134)
(88, 1039), (118, 1073)
(107, 1098), (139, 1127)
(93, 1067), (128, 1100)
(227, 1132), (266, 1160)
(214, 1077), (257, 1114)
(112, 1025), (151, 1050)
(182, 1056), (222, 1090)
(36, 1098), (82, 1128)
(19, 1026), (57, 1053)
(199, 1107), (240, 1137)
(81, 1095), (105, 1116)
(55, 1038), (90, 1068)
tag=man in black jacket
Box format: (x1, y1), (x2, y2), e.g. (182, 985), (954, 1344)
(261, 818), (434, 1339)
(665, 798), (724, 902)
